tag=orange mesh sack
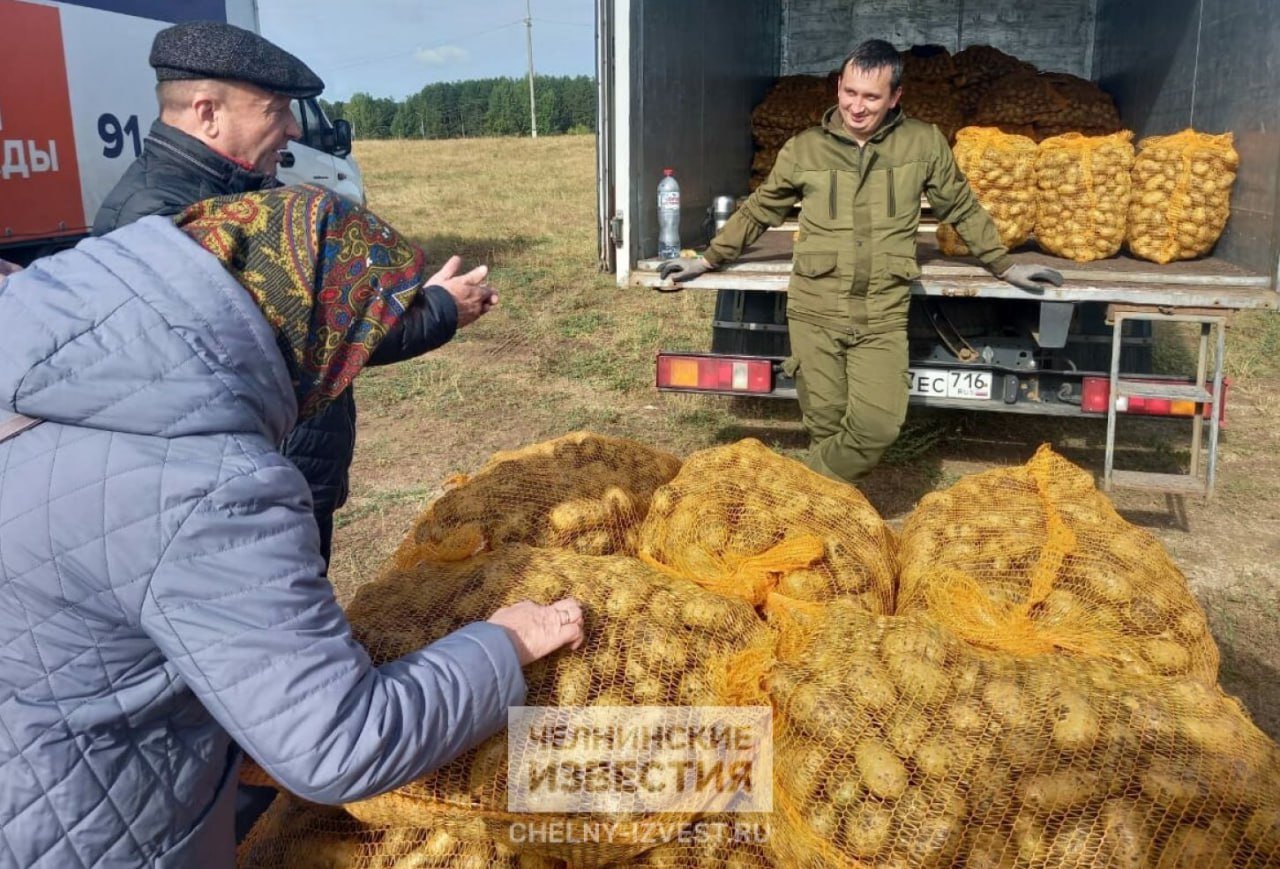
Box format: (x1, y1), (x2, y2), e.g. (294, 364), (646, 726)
(1034, 130), (1135, 261)
(937, 127), (1038, 256)
(237, 794), (565, 868)
(340, 545), (774, 866)
(392, 432), (681, 563)
(1128, 129), (1240, 264)
(896, 445), (1219, 682)
(765, 600), (1280, 868)
(635, 439), (897, 616)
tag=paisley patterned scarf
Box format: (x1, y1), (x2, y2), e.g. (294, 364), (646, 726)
(176, 184), (425, 420)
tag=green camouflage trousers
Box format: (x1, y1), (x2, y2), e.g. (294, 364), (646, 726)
(784, 320), (910, 483)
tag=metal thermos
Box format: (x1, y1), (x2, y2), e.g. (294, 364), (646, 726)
(712, 195), (736, 233)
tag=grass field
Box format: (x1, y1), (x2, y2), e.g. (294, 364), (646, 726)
(335, 135), (1280, 738)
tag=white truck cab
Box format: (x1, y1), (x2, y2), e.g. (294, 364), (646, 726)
(280, 97), (365, 206)
(0, 0), (365, 261)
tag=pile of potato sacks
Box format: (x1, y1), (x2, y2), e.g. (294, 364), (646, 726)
(748, 42), (1240, 264)
(238, 434), (1280, 868)
(748, 43), (1119, 191)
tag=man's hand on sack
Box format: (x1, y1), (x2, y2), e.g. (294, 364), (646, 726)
(658, 255), (713, 290)
(999, 263), (1064, 294)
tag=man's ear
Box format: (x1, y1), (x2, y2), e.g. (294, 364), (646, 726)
(192, 93), (219, 138)
(889, 86), (904, 109)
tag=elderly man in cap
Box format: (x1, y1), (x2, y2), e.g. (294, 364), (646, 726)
(94, 21), (498, 574)
(93, 21), (321, 231)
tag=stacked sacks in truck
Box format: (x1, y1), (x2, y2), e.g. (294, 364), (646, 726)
(972, 71), (1070, 131)
(936, 127), (1038, 257)
(900, 44), (966, 143)
(748, 74), (834, 191)
(1033, 72), (1123, 140)
(950, 44), (1039, 117)
(1034, 130), (1135, 261)
(1128, 129), (1240, 264)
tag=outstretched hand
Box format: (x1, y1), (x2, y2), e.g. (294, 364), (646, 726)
(430, 255), (498, 327)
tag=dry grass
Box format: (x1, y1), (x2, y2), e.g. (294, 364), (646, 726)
(332, 136), (1280, 740)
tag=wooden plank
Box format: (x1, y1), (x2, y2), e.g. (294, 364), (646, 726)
(1108, 469), (1208, 496)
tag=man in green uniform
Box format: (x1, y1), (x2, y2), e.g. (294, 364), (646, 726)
(661, 39), (1062, 484)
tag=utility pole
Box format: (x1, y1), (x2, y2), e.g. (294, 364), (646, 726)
(524, 0), (538, 138)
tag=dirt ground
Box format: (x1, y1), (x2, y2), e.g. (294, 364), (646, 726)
(333, 137), (1280, 742)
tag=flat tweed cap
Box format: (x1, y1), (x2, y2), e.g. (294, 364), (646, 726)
(150, 21), (324, 98)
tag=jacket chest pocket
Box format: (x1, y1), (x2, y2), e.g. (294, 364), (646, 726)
(798, 169), (854, 230)
(875, 163), (926, 219)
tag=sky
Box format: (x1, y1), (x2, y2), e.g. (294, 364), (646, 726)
(258, 0), (597, 103)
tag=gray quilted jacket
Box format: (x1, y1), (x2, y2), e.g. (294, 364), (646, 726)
(0, 218), (526, 868)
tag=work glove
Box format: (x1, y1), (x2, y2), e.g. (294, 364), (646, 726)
(658, 256), (713, 289)
(999, 263), (1064, 293)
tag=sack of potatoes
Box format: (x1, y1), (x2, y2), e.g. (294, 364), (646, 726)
(1127, 128), (1239, 264)
(342, 544), (775, 866)
(636, 439), (898, 616)
(937, 126), (1038, 256)
(896, 445), (1220, 682)
(764, 600), (1280, 868)
(1034, 130), (1135, 261)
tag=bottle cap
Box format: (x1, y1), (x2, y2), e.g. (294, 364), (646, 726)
(663, 168), (674, 176)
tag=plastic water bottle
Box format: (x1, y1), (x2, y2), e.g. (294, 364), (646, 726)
(657, 168), (681, 259)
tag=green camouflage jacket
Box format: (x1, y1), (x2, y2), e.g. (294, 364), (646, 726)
(705, 106), (1014, 333)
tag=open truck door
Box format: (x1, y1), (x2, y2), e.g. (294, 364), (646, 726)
(595, 0), (621, 276)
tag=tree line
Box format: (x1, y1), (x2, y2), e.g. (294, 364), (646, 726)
(321, 75), (597, 140)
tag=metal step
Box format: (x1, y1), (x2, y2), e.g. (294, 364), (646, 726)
(1115, 381), (1213, 403)
(1108, 469), (1208, 495)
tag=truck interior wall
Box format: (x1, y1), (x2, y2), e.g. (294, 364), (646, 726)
(781, 0), (1097, 79)
(629, 0), (780, 258)
(1095, 0), (1280, 285)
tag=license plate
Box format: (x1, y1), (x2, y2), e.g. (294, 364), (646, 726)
(908, 367), (993, 400)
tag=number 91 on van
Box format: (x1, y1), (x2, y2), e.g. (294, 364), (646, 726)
(908, 368), (993, 401)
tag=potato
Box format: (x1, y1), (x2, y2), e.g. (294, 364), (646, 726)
(1140, 764), (1206, 813)
(883, 653), (950, 708)
(1143, 638), (1191, 675)
(1017, 770), (1101, 812)
(893, 789), (967, 867)
(854, 740), (909, 800)
(844, 800), (894, 857)
(913, 735), (959, 779)
(1052, 689), (1101, 752)
(1096, 799), (1154, 869)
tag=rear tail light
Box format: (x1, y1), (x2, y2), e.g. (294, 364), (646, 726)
(1081, 376), (1228, 426)
(656, 354), (773, 394)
